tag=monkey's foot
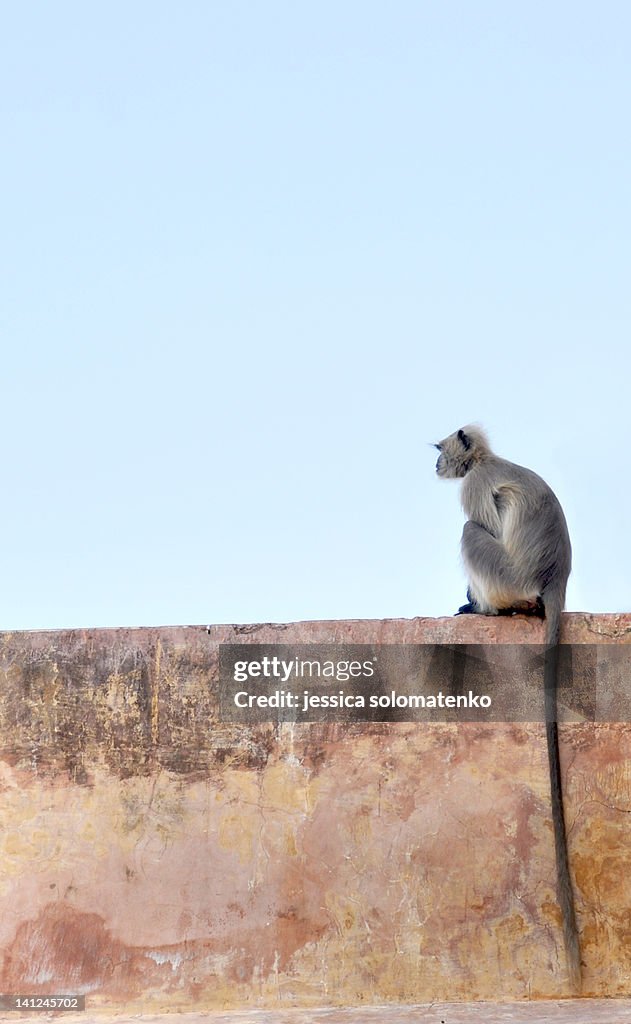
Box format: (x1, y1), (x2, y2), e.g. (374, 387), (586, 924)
(455, 602), (477, 615)
(525, 596), (546, 618)
(496, 598), (546, 618)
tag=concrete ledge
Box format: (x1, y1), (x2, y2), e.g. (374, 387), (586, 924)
(3, 1000), (631, 1023)
(0, 615), (629, 1011)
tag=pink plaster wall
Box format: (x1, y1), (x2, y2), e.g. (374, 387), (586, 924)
(0, 614), (629, 1012)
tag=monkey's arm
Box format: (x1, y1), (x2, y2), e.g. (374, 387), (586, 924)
(457, 519), (535, 616)
(461, 520), (519, 588)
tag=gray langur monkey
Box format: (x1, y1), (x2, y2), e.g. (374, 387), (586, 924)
(434, 425), (580, 991)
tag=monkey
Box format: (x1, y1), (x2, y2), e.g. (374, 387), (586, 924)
(434, 425), (580, 991)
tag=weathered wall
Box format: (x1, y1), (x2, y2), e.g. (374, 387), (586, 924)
(0, 614), (630, 1012)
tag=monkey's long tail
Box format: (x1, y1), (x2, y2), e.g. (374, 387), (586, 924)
(543, 603), (581, 993)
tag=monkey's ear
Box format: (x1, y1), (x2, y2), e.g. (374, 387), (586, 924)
(433, 443), (442, 451)
(458, 429), (471, 451)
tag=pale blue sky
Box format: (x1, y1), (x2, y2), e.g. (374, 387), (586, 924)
(1, 2), (629, 630)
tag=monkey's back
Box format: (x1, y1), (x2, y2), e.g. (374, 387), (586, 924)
(462, 456), (572, 597)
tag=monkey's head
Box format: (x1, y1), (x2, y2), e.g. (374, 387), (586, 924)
(434, 425), (491, 478)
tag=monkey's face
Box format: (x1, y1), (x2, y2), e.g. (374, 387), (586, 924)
(434, 444), (449, 477)
(434, 429), (472, 479)
(434, 444), (458, 479)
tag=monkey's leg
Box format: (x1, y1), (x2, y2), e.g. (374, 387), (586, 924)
(455, 596), (537, 617)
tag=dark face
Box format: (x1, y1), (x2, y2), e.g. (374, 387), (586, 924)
(433, 431), (470, 479)
(434, 444), (446, 477)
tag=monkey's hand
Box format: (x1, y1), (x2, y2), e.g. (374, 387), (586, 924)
(455, 587), (478, 615)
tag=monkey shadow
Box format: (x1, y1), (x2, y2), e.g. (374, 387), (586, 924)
(424, 643), (596, 723)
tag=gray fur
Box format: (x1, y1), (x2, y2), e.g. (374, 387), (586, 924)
(435, 425), (580, 991)
(435, 424), (571, 630)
